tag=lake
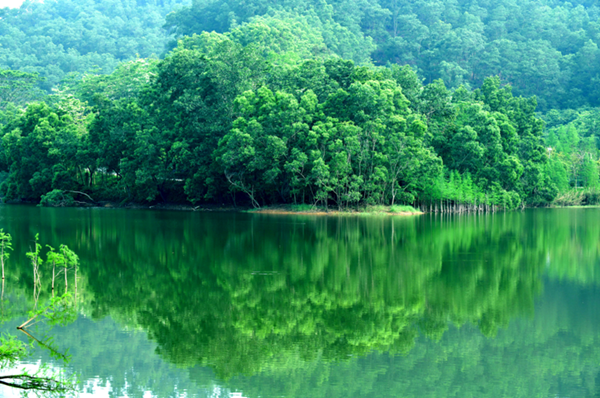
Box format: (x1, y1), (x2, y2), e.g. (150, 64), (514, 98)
(0, 205), (599, 397)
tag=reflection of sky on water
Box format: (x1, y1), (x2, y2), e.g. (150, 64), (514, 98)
(0, 363), (40, 398)
(0, 362), (82, 398)
(0, 315), (239, 398)
(0, 0), (25, 9)
(0, 357), (244, 397)
(2, 287), (593, 398)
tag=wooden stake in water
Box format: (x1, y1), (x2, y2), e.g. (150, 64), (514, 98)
(0, 230), (13, 283)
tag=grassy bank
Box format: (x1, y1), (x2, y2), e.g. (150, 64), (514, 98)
(9, 197), (422, 215)
(246, 204), (422, 216)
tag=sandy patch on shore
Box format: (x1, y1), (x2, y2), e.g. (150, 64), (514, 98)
(250, 209), (423, 216)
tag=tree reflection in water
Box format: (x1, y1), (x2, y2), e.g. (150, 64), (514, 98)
(0, 233), (79, 396)
(1, 207), (600, 397)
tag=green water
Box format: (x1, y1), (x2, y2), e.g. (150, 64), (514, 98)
(0, 206), (599, 397)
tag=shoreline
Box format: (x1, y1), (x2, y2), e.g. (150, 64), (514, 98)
(248, 210), (423, 216)
(2, 200), (424, 216)
(245, 205), (423, 217)
(97, 203), (424, 216)
(7, 200), (600, 214)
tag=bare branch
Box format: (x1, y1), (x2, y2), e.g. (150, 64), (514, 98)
(63, 191), (95, 203)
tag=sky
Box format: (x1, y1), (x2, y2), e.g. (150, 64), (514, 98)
(0, 0), (25, 8)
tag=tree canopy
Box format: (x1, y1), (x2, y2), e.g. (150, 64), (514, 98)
(165, 0), (600, 111)
(0, 0), (190, 90)
(0, 33), (559, 208)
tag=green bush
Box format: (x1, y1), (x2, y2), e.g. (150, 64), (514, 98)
(389, 205), (419, 213)
(39, 190), (74, 207)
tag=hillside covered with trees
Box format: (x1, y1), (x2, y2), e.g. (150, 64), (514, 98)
(0, 0), (599, 209)
(0, 0), (190, 90)
(167, 0), (600, 111)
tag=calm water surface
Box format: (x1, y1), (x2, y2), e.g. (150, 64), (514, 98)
(0, 205), (599, 397)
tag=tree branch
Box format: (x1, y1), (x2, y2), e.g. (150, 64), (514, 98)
(63, 191), (95, 203)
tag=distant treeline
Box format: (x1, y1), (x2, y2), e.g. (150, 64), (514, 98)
(0, 0), (190, 91)
(166, 0), (600, 111)
(4, 0), (600, 110)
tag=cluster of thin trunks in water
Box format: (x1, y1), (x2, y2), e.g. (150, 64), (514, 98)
(418, 202), (505, 213)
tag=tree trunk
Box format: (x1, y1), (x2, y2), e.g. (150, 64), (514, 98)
(51, 264), (55, 297)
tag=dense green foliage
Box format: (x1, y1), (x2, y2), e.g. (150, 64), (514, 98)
(0, 0), (190, 90)
(542, 108), (600, 205)
(1, 0), (599, 207)
(0, 34), (557, 209)
(164, 0), (600, 204)
(5, 0), (600, 111)
(167, 0), (600, 111)
(3, 1), (600, 395)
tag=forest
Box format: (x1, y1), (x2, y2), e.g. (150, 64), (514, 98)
(1, 0), (600, 209)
